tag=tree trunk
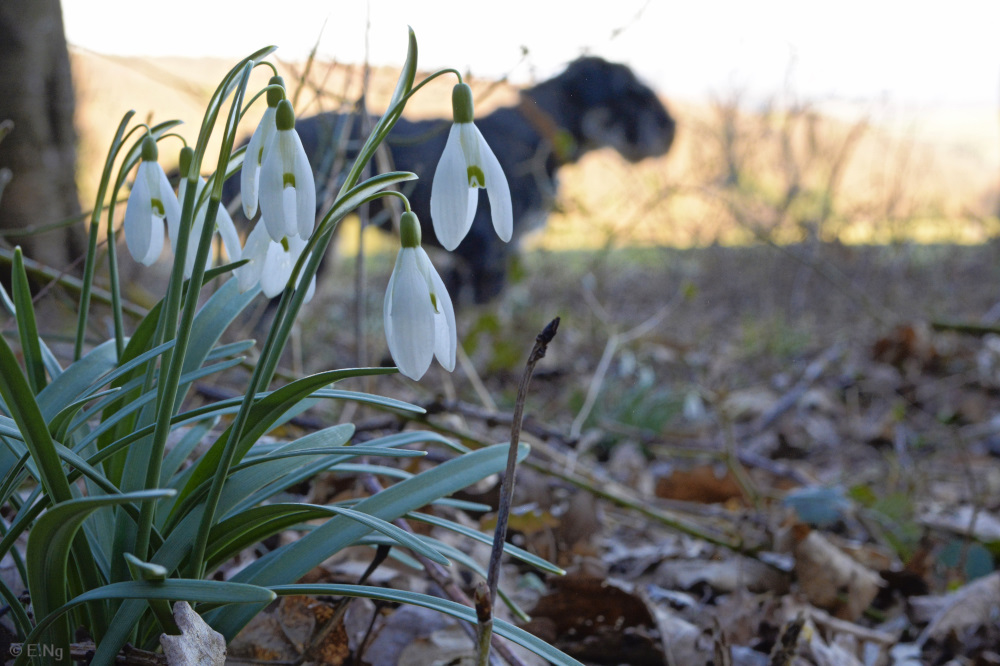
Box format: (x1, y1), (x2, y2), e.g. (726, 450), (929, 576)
(0, 0), (83, 270)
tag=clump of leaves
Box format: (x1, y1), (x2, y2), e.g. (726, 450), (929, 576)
(0, 33), (576, 665)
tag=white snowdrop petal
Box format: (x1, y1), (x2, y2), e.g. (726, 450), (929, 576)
(241, 107), (275, 219)
(383, 251), (403, 360)
(259, 142), (285, 242)
(156, 164), (182, 238)
(386, 249), (435, 380)
(235, 222), (269, 292)
(430, 125), (475, 250)
(124, 163), (153, 263)
(216, 204), (241, 263)
(458, 123), (484, 183)
(259, 241), (292, 298)
(138, 217), (165, 266)
(477, 127), (513, 243)
(291, 131), (316, 239)
(420, 248), (457, 372)
(281, 186), (298, 238)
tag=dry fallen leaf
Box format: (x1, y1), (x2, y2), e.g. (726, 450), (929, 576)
(915, 571), (1000, 643)
(792, 526), (882, 621)
(160, 601), (226, 666)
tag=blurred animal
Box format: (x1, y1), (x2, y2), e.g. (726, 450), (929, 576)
(238, 56), (676, 302)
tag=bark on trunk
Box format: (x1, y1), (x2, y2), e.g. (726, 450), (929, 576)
(0, 0), (83, 270)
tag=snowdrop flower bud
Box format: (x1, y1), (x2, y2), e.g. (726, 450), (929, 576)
(171, 147), (242, 278)
(241, 75), (284, 219)
(234, 221), (315, 301)
(384, 211), (457, 380)
(259, 99), (316, 242)
(124, 134), (180, 266)
(430, 83), (512, 251)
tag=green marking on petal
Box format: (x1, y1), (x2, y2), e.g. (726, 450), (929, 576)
(283, 172), (295, 188)
(151, 198), (165, 217)
(467, 165), (485, 188)
(280, 237), (290, 251)
(430, 291), (440, 314)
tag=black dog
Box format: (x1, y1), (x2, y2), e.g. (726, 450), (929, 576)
(245, 57), (675, 302)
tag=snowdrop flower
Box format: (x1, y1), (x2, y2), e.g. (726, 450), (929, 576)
(234, 220), (315, 301)
(384, 211), (456, 380)
(430, 82), (512, 251)
(170, 147), (242, 278)
(259, 99), (316, 242)
(240, 75), (284, 219)
(124, 135), (180, 265)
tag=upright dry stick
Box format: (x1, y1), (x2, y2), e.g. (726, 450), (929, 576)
(477, 317), (560, 666)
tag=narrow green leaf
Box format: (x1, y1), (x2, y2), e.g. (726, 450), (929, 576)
(269, 584), (582, 666)
(0, 335), (73, 504)
(175, 369), (404, 506)
(361, 533), (529, 622)
(0, 568), (32, 639)
(210, 443), (528, 637)
(17, 579), (275, 666)
(168, 424), (356, 530)
(408, 512), (564, 575)
(26, 490), (174, 663)
(11, 248), (47, 393)
(123, 553), (176, 634)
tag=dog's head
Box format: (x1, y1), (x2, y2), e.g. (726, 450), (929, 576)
(527, 57), (675, 163)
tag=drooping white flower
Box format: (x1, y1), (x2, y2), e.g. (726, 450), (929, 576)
(171, 149), (242, 278)
(124, 135), (180, 266)
(259, 99), (316, 242)
(240, 75), (284, 219)
(234, 220), (315, 301)
(430, 83), (512, 251)
(383, 212), (456, 380)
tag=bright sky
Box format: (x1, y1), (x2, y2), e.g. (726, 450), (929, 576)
(62, 0), (1000, 109)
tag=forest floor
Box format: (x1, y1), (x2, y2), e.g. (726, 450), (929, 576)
(214, 240), (1000, 665)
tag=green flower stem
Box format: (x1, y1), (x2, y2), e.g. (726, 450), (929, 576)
(188, 35), (426, 579)
(74, 111), (135, 361)
(339, 66), (462, 196)
(133, 59), (258, 564)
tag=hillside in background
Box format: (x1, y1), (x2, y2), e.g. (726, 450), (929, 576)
(70, 48), (1000, 251)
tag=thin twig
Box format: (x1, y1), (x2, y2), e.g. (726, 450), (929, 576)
(479, 317), (560, 665)
(357, 474), (521, 666)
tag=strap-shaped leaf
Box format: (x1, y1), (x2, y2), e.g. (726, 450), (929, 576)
(11, 248), (46, 393)
(165, 423), (356, 531)
(269, 584), (582, 666)
(0, 335), (73, 504)
(210, 443), (528, 638)
(174, 369), (406, 507)
(407, 511), (564, 575)
(15, 579), (275, 666)
(26, 490), (174, 663)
